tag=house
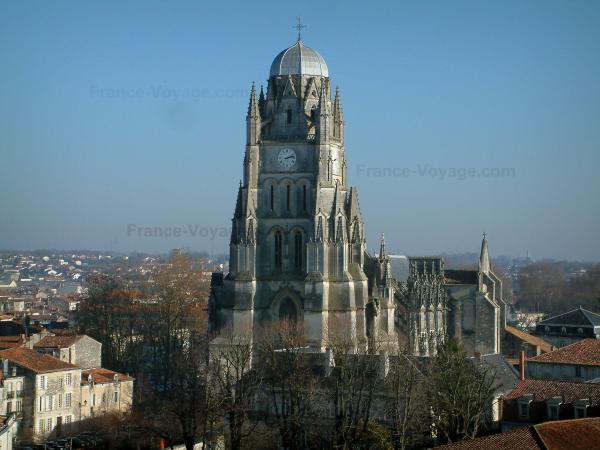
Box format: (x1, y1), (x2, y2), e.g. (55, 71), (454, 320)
(0, 347), (82, 441)
(435, 417), (600, 449)
(533, 306), (600, 348)
(501, 379), (600, 430)
(503, 325), (553, 359)
(34, 335), (101, 370)
(525, 339), (600, 383)
(80, 368), (134, 419)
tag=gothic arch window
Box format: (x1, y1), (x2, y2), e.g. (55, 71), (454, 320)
(286, 184), (291, 212)
(310, 105), (317, 122)
(287, 108), (292, 124)
(302, 185), (307, 212)
(274, 230), (282, 271)
(279, 297), (298, 323)
(294, 230), (303, 271)
(270, 184), (275, 211)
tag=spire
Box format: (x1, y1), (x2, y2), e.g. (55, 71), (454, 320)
(479, 232), (490, 274)
(246, 82), (260, 119)
(333, 86), (343, 120)
(318, 81), (331, 143)
(379, 233), (386, 259)
(246, 82), (261, 145)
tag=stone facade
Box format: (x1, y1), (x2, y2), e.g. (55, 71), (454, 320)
(445, 236), (507, 355)
(34, 335), (102, 370)
(80, 369), (133, 420)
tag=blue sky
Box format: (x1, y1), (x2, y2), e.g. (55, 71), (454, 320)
(1, 0), (599, 260)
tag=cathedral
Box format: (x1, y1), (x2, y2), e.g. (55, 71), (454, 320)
(209, 34), (507, 357)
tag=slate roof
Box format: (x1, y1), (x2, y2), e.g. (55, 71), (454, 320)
(539, 307), (600, 327)
(505, 379), (600, 404)
(476, 353), (519, 394)
(445, 269), (478, 285)
(505, 326), (553, 353)
(81, 368), (134, 384)
(0, 347), (79, 373)
(527, 339), (600, 367)
(435, 417), (600, 449)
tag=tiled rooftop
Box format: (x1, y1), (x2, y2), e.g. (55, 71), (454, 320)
(505, 326), (553, 353)
(81, 367), (133, 384)
(505, 379), (600, 404)
(435, 417), (600, 449)
(0, 347), (79, 373)
(528, 339), (600, 367)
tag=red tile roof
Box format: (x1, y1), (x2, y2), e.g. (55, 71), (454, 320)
(0, 336), (24, 350)
(0, 347), (79, 373)
(435, 418), (600, 449)
(434, 427), (540, 449)
(535, 418), (600, 449)
(81, 368), (133, 384)
(505, 379), (600, 404)
(34, 335), (82, 349)
(505, 326), (553, 353)
(527, 339), (600, 367)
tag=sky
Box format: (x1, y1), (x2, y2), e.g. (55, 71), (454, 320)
(1, 0), (599, 261)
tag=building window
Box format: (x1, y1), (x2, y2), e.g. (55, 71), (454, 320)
(545, 326), (550, 333)
(561, 327), (567, 335)
(92, 394), (96, 407)
(518, 400), (530, 419)
(58, 394), (62, 408)
(575, 407), (587, 418)
(58, 378), (63, 388)
(65, 393), (72, 407)
(47, 417), (52, 431)
(39, 419), (44, 433)
(66, 373), (72, 386)
(548, 404), (559, 420)
(48, 395), (53, 411)
(274, 230), (283, 271)
(16, 400), (22, 412)
(578, 328), (584, 334)
(39, 375), (45, 390)
(286, 184), (291, 211)
(66, 415), (72, 424)
(39, 397), (43, 412)
(114, 391), (119, 403)
(270, 185), (275, 211)
(287, 108), (292, 124)
(576, 366), (582, 378)
(294, 231), (303, 271)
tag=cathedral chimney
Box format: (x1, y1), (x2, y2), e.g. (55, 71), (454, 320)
(479, 232), (490, 275)
(246, 82), (261, 145)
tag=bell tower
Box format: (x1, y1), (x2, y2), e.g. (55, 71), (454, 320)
(211, 33), (391, 351)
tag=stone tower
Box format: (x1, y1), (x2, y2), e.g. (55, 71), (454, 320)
(210, 37), (388, 350)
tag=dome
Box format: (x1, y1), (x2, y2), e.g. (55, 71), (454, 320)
(269, 41), (329, 78)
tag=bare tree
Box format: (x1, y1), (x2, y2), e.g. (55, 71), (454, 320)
(425, 339), (496, 444)
(325, 322), (383, 449)
(210, 331), (261, 450)
(386, 344), (427, 450)
(256, 320), (322, 450)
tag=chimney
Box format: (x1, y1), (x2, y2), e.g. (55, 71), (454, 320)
(519, 350), (526, 381)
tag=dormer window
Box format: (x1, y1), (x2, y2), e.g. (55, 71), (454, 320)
(546, 396), (562, 420)
(578, 328), (584, 334)
(518, 395), (534, 420)
(545, 326), (550, 333)
(561, 327), (567, 335)
(574, 399), (590, 418)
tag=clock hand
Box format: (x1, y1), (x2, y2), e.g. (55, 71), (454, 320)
(285, 155), (295, 160)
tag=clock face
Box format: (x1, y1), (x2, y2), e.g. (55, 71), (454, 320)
(278, 148), (296, 169)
